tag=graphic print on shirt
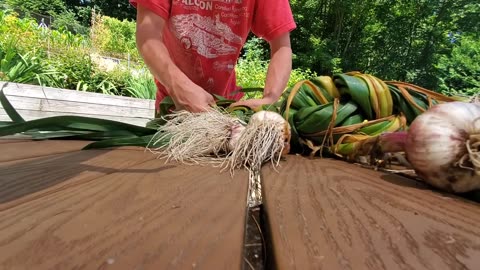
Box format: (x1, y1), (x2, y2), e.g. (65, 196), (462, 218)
(213, 60), (235, 71)
(170, 0), (249, 60)
(178, 0), (244, 11)
(169, 13), (242, 59)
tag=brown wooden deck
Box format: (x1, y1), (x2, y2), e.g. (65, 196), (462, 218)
(0, 139), (248, 270)
(261, 156), (480, 270)
(1, 140), (480, 270)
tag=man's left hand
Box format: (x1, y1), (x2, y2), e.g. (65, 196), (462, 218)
(229, 97), (277, 110)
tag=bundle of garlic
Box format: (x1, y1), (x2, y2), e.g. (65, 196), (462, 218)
(148, 109), (291, 174)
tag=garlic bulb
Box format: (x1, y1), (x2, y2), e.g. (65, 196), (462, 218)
(405, 102), (480, 193)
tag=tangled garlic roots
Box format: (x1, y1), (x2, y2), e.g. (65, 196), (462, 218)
(223, 117), (288, 174)
(149, 109), (244, 165)
(148, 109), (289, 175)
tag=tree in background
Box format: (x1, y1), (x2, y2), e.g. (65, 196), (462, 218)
(91, 0), (136, 21)
(3, 0), (479, 94)
(437, 35), (480, 97)
(5, 0), (66, 16)
(5, 0), (89, 34)
(65, 0), (136, 22)
(288, 0), (479, 91)
(5, 0), (136, 32)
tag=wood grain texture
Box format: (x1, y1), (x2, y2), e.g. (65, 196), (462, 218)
(262, 155), (480, 270)
(0, 109), (151, 127)
(0, 140), (91, 162)
(0, 148), (155, 209)
(0, 159), (248, 270)
(0, 81), (155, 126)
(1, 95), (153, 117)
(1, 81), (155, 109)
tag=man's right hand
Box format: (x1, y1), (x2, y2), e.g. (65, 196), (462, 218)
(169, 82), (215, 113)
(136, 5), (215, 113)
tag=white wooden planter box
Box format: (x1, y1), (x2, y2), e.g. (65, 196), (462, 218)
(0, 81), (156, 127)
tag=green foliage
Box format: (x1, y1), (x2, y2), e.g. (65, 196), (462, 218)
(2, 0), (479, 103)
(0, 10), (64, 86)
(125, 71), (157, 100)
(48, 47), (93, 89)
(48, 27), (88, 48)
(289, 0), (479, 93)
(76, 76), (118, 96)
(0, 41), (63, 87)
(6, 0), (66, 16)
(0, 11), (43, 54)
(242, 36), (269, 61)
(236, 37), (317, 99)
(451, 3), (480, 38)
(74, 66), (137, 97)
(51, 10), (89, 35)
(64, 1), (137, 22)
(436, 35), (480, 96)
(235, 58), (266, 89)
(92, 1), (137, 21)
(0, 9), (88, 54)
(0, 10), (120, 95)
(91, 14), (140, 62)
(74, 6), (94, 28)
(0, 10), (128, 95)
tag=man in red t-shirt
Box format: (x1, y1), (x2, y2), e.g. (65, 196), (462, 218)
(130, 0), (296, 115)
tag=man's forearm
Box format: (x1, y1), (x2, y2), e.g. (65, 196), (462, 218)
(263, 34), (293, 102)
(135, 6), (191, 95)
(263, 48), (292, 101)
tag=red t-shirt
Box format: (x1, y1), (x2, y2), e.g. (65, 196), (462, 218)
(129, 0), (296, 112)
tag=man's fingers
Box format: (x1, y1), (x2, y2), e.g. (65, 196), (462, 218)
(229, 100), (247, 107)
(208, 96), (216, 105)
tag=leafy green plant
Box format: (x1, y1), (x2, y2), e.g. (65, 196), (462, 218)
(0, 10), (43, 54)
(48, 47), (93, 89)
(48, 27), (88, 48)
(90, 14), (139, 62)
(0, 42), (63, 86)
(125, 71), (156, 100)
(76, 78), (118, 96)
(0, 10), (138, 96)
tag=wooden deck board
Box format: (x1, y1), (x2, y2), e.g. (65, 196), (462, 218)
(0, 140), (91, 162)
(0, 147), (155, 210)
(261, 155), (480, 270)
(0, 142), (249, 270)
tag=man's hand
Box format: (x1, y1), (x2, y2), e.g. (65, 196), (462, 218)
(170, 82), (215, 112)
(229, 96), (277, 110)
